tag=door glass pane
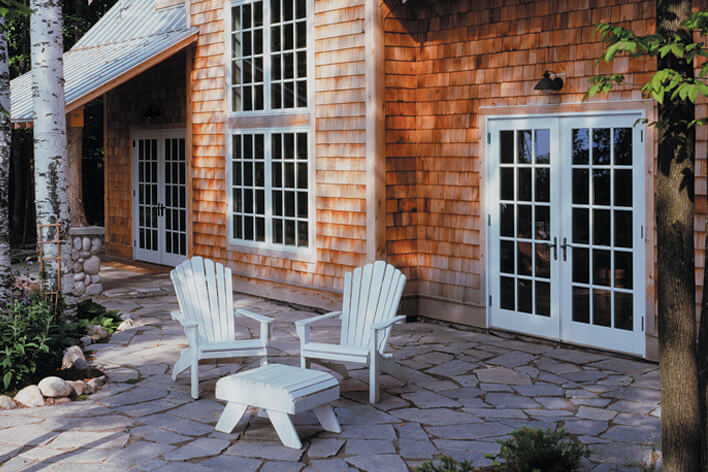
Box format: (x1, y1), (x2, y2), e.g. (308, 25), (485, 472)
(501, 168), (514, 200)
(592, 128), (610, 165)
(535, 129), (550, 164)
(614, 251), (633, 289)
(535, 243), (550, 278)
(572, 128), (589, 164)
(572, 169), (588, 204)
(535, 281), (550, 316)
(518, 168), (532, 201)
(500, 204), (514, 237)
(614, 169), (632, 206)
(572, 287), (590, 323)
(500, 130), (514, 164)
(572, 248), (589, 283)
(535, 206), (550, 240)
(572, 208), (589, 244)
(517, 242), (532, 276)
(500, 277), (515, 310)
(518, 279), (532, 313)
(614, 292), (633, 330)
(593, 209), (611, 246)
(593, 289), (612, 326)
(593, 169), (610, 205)
(500, 241), (514, 273)
(517, 130), (532, 164)
(592, 249), (611, 286)
(535, 168), (549, 202)
(614, 128), (632, 165)
(517, 205), (532, 239)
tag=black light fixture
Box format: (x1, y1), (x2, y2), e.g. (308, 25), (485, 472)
(534, 71), (563, 92)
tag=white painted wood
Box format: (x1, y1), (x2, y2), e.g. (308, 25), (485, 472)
(170, 256), (274, 399)
(268, 410), (302, 449)
(215, 364), (340, 448)
(313, 405), (340, 433)
(296, 261), (408, 403)
(215, 402), (248, 433)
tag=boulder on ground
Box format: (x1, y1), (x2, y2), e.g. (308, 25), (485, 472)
(62, 345), (88, 370)
(38, 376), (72, 398)
(67, 380), (87, 396)
(0, 395), (17, 409)
(88, 325), (109, 341)
(14, 385), (44, 407)
(117, 319), (135, 331)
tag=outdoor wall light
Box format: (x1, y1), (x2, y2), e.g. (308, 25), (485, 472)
(534, 71), (563, 92)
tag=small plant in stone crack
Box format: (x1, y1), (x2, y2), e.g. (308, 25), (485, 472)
(415, 456), (475, 472)
(485, 427), (589, 472)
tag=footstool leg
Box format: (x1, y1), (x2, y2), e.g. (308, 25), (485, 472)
(313, 404), (341, 433)
(266, 410), (302, 449)
(215, 402), (248, 433)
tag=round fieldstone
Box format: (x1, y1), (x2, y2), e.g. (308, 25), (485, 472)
(117, 319), (135, 331)
(71, 249), (79, 260)
(72, 237), (82, 251)
(73, 273), (85, 281)
(88, 325), (109, 340)
(90, 275), (101, 284)
(14, 385), (45, 407)
(72, 281), (86, 296)
(72, 262), (82, 272)
(80, 335), (93, 348)
(67, 380), (87, 396)
(0, 395), (17, 409)
(39, 376), (72, 398)
(82, 237), (91, 252)
(86, 283), (103, 296)
(83, 255), (101, 275)
(79, 251), (91, 258)
(90, 237), (102, 253)
(62, 345), (88, 370)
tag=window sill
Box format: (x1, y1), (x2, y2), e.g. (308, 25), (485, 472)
(228, 241), (316, 263)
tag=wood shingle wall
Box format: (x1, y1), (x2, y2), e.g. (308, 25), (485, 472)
(383, 0), (656, 326)
(187, 0), (368, 305)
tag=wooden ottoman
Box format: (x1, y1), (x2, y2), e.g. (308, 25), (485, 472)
(215, 364), (341, 449)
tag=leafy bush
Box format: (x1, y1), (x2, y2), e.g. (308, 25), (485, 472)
(416, 456), (475, 472)
(1, 291), (122, 392)
(490, 427), (589, 472)
(0, 292), (64, 391)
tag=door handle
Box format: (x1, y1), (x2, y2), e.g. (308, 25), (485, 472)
(157, 203), (165, 217)
(545, 236), (558, 260)
(561, 237), (569, 261)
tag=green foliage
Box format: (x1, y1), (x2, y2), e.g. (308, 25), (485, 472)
(415, 456), (475, 472)
(0, 292), (63, 391)
(586, 11), (708, 125)
(0, 288), (122, 392)
(488, 427), (588, 472)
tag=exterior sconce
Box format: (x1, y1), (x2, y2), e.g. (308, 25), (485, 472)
(534, 71), (563, 92)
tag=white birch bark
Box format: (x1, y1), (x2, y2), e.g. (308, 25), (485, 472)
(0, 17), (12, 305)
(30, 0), (72, 301)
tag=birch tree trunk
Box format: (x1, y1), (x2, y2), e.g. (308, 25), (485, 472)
(0, 16), (13, 305)
(30, 0), (72, 304)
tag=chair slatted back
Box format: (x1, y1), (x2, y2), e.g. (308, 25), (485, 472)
(171, 256), (235, 344)
(340, 261), (407, 352)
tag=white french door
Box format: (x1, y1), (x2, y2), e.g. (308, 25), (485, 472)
(487, 113), (646, 357)
(133, 129), (188, 267)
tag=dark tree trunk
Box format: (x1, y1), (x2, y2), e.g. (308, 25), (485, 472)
(657, 1), (702, 471)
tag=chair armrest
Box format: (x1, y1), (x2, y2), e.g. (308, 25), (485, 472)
(172, 312), (199, 349)
(236, 308), (275, 324)
(295, 311), (342, 343)
(372, 315), (406, 332)
(236, 309), (273, 344)
(295, 311), (342, 328)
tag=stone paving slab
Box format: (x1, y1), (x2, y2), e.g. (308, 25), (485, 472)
(0, 264), (662, 471)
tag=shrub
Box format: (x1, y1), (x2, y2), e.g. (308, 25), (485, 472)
(0, 292), (64, 391)
(416, 456), (475, 472)
(490, 427), (589, 472)
(1, 290), (122, 392)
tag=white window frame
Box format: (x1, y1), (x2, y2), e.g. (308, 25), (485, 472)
(226, 127), (314, 258)
(226, 0), (311, 117)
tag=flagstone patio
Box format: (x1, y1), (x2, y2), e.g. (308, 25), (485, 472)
(0, 262), (661, 471)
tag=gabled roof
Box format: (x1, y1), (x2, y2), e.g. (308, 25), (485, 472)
(10, 0), (198, 123)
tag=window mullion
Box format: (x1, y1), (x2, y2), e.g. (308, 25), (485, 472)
(264, 0), (272, 112)
(265, 130), (273, 244)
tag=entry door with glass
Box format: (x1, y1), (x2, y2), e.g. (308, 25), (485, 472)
(133, 130), (188, 267)
(487, 113), (646, 357)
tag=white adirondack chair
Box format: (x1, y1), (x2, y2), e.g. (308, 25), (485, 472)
(170, 256), (274, 399)
(295, 260), (408, 404)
